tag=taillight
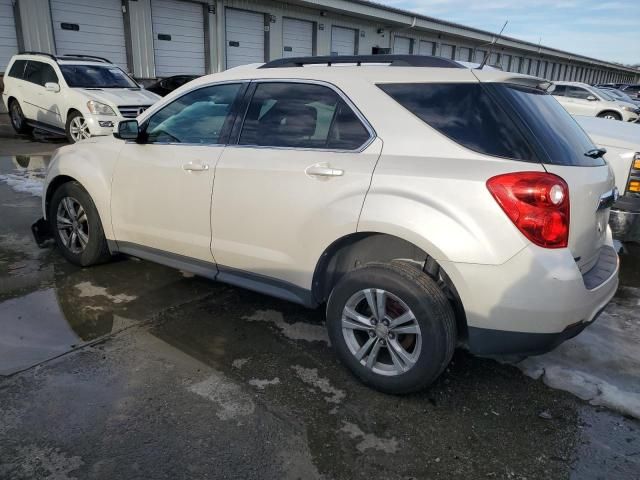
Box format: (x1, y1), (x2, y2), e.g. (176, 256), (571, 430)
(487, 172), (570, 249)
(628, 153), (640, 195)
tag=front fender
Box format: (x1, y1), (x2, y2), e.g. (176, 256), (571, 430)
(44, 139), (124, 240)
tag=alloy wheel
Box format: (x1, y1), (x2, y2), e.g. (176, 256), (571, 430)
(341, 288), (422, 376)
(56, 196), (89, 254)
(70, 116), (90, 141)
(10, 103), (22, 130)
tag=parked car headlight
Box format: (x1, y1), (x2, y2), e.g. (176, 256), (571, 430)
(621, 105), (636, 112)
(87, 100), (116, 116)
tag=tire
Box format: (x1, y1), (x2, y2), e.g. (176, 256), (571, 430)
(597, 111), (622, 121)
(65, 111), (91, 143)
(49, 181), (111, 267)
(326, 261), (456, 394)
(8, 99), (33, 135)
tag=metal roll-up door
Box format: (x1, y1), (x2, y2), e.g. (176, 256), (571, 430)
(282, 18), (313, 58)
(0, 0), (18, 73)
(393, 36), (411, 54)
(225, 8), (265, 69)
(440, 43), (454, 59)
(50, 0), (128, 69)
(419, 41), (435, 56)
(331, 26), (356, 56)
(152, 0), (205, 77)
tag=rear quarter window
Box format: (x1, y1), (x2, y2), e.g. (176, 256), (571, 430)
(378, 82), (538, 162)
(8, 60), (26, 79)
(378, 82), (603, 167)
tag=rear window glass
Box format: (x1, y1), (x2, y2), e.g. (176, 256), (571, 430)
(378, 82), (602, 167)
(378, 83), (537, 162)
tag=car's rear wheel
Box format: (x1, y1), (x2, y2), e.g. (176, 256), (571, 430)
(326, 261), (456, 394)
(8, 99), (33, 135)
(49, 181), (111, 266)
(597, 111), (622, 121)
(66, 111), (91, 143)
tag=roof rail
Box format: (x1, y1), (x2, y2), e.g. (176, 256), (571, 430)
(18, 51), (58, 61)
(259, 54), (463, 69)
(57, 54), (111, 63)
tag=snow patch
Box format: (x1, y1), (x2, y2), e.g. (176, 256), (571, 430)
(243, 309), (329, 345)
(292, 365), (345, 404)
(189, 372), (255, 420)
(0, 171), (45, 197)
(248, 377), (281, 390)
(232, 358), (250, 369)
(339, 421), (399, 453)
(74, 281), (137, 304)
(514, 296), (640, 419)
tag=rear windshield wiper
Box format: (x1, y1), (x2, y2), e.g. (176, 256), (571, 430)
(584, 148), (607, 159)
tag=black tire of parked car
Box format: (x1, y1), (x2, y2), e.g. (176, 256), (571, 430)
(8, 99), (33, 135)
(65, 110), (87, 143)
(49, 181), (112, 267)
(326, 261), (456, 394)
(597, 111), (622, 121)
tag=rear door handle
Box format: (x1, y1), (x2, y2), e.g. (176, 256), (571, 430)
(305, 164), (344, 177)
(182, 162), (209, 172)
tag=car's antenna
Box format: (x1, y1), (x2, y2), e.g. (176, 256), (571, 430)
(479, 20), (508, 69)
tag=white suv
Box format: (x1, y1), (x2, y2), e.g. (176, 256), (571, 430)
(2, 52), (160, 143)
(550, 81), (639, 122)
(32, 55), (619, 393)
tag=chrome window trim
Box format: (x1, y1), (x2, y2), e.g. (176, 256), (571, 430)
(230, 78), (377, 154)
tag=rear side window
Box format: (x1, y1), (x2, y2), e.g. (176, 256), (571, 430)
(8, 60), (26, 79)
(238, 82), (371, 150)
(379, 82), (602, 167)
(23, 61), (44, 84)
(378, 83), (537, 162)
(550, 84), (566, 96)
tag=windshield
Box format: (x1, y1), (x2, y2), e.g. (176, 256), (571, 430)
(595, 88), (616, 101)
(59, 64), (138, 88)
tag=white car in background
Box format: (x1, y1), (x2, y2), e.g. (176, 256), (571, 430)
(2, 52), (160, 143)
(551, 81), (639, 122)
(577, 116), (640, 243)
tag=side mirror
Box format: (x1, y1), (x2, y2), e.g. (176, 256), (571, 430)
(586, 95), (598, 101)
(44, 82), (60, 93)
(114, 120), (140, 141)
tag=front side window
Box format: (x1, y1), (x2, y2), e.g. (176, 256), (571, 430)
(238, 82), (370, 150)
(23, 61), (44, 84)
(550, 84), (567, 96)
(40, 64), (59, 85)
(59, 64), (138, 88)
(566, 86), (591, 100)
(145, 83), (241, 144)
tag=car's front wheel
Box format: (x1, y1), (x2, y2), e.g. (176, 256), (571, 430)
(8, 99), (33, 135)
(49, 181), (111, 266)
(597, 111), (622, 121)
(65, 111), (91, 143)
(326, 261), (456, 394)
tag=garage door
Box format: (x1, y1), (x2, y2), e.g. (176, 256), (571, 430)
(440, 43), (454, 59)
(50, 0), (128, 69)
(0, 0), (18, 72)
(418, 41), (434, 56)
(225, 8), (265, 69)
(282, 18), (313, 58)
(393, 36), (411, 55)
(331, 26), (356, 56)
(152, 0), (205, 77)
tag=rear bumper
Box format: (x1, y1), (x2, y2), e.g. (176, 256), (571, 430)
(610, 195), (640, 243)
(467, 309), (604, 356)
(441, 240), (619, 355)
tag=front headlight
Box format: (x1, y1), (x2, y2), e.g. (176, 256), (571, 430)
(87, 100), (116, 116)
(621, 105), (635, 112)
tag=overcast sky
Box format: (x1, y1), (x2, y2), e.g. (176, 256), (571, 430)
(379, 0), (640, 65)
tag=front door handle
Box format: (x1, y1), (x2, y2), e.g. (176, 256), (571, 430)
(182, 162), (209, 172)
(305, 164), (344, 177)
